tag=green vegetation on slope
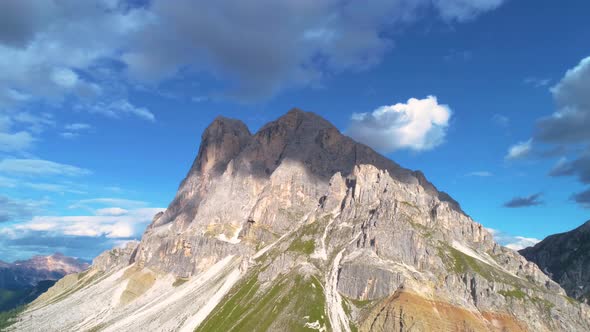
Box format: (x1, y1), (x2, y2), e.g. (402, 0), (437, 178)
(0, 305), (25, 331)
(438, 243), (524, 287)
(196, 270), (330, 332)
(288, 238), (315, 255)
(0, 280), (56, 312)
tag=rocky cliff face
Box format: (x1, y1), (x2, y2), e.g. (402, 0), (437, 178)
(9, 109), (590, 331)
(520, 220), (590, 303)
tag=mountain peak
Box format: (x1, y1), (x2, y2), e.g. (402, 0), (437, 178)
(266, 107), (335, 132)
(15, 109), (590, 332)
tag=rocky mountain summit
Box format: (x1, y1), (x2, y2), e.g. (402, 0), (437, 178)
(0, 253), (89, 311)
(0, 253), (88, 290)
(9, 109), (590, 331)
(520, 220), (590, 303)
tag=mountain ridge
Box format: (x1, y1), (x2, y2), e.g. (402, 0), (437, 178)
(520, 219), (590, 303)
(8, 109), (590, 331)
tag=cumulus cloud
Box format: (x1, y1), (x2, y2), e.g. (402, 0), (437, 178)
(549, 153), (590, 184)
(505, 139), (532, 160)
(347, 96), (452, 152)
(535, 56), (590, 144)
(487, 228), (540, 250)
(0, 0), (508, 106)
(0, 0), (147, 105)
(521, 57), (590, 208)
(503, 193), (543, 208)
(0, 158), (91, 177)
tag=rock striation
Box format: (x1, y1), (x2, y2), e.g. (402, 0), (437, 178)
(520, 220), (590, 303)
(9, 109), (590, 331)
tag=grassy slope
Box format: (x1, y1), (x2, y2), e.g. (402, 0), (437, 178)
(196, 268), (330, 332)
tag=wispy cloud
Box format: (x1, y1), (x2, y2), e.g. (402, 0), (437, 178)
(68, 197), (149, 210)
(487, 228), (540, 250)
(0, 131), (35, 152)
(0, 158), (91, 177)
(23, 182), (87, 195)
(492, 114), (509, 127)
(524, 77), (551, 88)
(77, 99), (155, 122)
(505, 139), (533, 160)
(466, 171), (493, 177)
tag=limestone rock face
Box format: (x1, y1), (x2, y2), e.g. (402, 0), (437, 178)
(11, 109), (590, 332)
(520, 220), (590, 303)
(93, 241), (139, 273)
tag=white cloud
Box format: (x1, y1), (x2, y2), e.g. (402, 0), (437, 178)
(505, 139), (533, 160)
(524, 77), (551, 88)
(13, 207), (163, 238)
(61, 122), (92, 139)
(347, 96), (452, 152)
(65, 123), (91, 131)
(0, 158), (91, 176)
(487, 228), (540, 250)
(492, 114), (509, 127)
(433, 0), (505, 22)
(68, 197), (148, 210)
(79, 99), (155, 122)
(51, 68), (79, 88)
(95, 207), (129, 216)
(0, 0), (148, 106)
(0, 131), (34, 152)
(0, 0), (507, 105)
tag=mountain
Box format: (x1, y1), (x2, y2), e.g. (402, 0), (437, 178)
(8, 109), (590, 331)
(0, 253), (89, 312)
(520, 220), (590, 303)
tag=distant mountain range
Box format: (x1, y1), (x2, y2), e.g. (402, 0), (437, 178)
(520, 220), (590, 303)
(0, 253), (89, 312)
(6, 109), (590, 331)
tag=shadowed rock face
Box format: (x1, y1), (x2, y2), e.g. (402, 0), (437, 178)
(11, 109), (590, 332)
(520, 220), (590, 303)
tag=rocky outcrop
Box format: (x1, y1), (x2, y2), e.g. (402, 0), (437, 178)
(520, 220), (590, 303)
(93, 241), (139, 273)
(10, 109), (590, 331)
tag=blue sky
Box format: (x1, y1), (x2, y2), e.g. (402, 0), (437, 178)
(1, 0), (589, 261)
